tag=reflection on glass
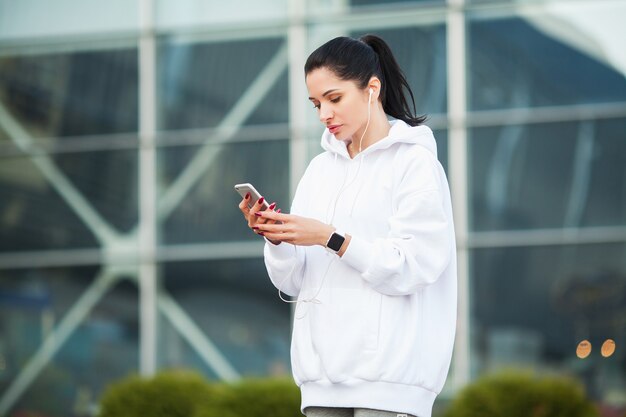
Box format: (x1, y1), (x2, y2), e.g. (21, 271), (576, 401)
(433, 129), (448, 174)
(601, 339), (616, 358)
(471, 243), (626, 402)
(351, 0), (444, 7)
(0, 49), (138, 140)
(0, 2), (138, 40)
(350, 26), (447, 116)
(156, 0), (288, 28)
(470, 118), (626, 231)
(309, 0), (443, 13)
(0, 267), (138, 416)
(160, 139), (289, 244)
(0, 149), (138, 253)
(468, 16), (626, 110)
(53, 149), (139, 233)
(576, 340), (591, 359)
(160, 259), (291, 378)
(158, 37), (287, 131)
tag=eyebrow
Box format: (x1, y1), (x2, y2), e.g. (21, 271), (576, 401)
(308, 89), (340, 100)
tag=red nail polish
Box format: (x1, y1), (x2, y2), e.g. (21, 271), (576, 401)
(252, 226), (259, 230)
(245, 192), (250, 199)
(268, 202), (276, 210)
(257, 197), (264, 205)
(255, 212), (263, 216)
(276, 208), (282, 213)
(258, 232), (265, 236)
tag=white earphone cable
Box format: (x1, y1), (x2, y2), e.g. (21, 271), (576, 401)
(358, 88), (373, 154)
(277, 87), (374, 315)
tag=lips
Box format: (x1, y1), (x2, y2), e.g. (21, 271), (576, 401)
(328, 125), (342, 135)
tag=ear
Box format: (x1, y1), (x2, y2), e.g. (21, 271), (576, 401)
(367, 77), (382, 100)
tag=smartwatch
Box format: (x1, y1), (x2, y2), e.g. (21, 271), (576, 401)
(325, 230), (346, 254)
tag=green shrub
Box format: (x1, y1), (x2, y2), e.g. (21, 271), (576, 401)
(443, 370), (598, 417)
(98, 371), (301, 417)
(197, 378), (301, 417)
(98, 370), (214, 417)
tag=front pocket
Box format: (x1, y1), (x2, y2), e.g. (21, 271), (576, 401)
(364, 291), (382, 351)
(414, 289), (425, 383)
(308, 287), (382, 379)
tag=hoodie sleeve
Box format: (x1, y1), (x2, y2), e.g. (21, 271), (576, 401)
(262, 161), (315, 297)
(340, 151), (454, 296)
(263, 238), (305, 297)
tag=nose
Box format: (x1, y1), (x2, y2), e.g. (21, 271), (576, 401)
(319, 104), (333, 123)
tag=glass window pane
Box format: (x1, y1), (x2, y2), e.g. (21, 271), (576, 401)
(468, 13), (626, 110)
(468, 0), (577, 3)
(0, 266), (138, 416)
(471, 243), (626, 402)
(351, 0), (444, 6)
(0, 48), (138, 141)
(0, 149), (138, 253)
(470, 118), (626, 231)
(434, 128), (448, 174)
(308, 0), (444, 13)
(350, 25), (447, 116)
(160, 259), (291, 377)
(156, 0), (288, 29)
(0, 1), (138, 41)
(158, 37), (287, 131)
(54, 149), (139, 233)
(159, 139), (289, 245)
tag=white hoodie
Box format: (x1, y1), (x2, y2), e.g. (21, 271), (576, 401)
(263, 119), (457, 417)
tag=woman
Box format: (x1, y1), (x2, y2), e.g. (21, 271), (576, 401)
(238, 35), (457, 417)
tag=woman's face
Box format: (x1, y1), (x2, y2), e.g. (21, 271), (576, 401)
(306, 67), (370, 141)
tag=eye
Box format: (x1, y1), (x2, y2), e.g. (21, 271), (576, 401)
(313, 103), (320, 110)
(330, 96), (341, 103)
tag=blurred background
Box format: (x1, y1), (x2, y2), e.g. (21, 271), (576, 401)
(0, 0), (624, 416)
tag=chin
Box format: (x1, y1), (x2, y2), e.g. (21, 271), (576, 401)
(334, 131), (353, 141)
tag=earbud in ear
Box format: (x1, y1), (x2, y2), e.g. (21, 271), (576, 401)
(369, 88), (373, 95)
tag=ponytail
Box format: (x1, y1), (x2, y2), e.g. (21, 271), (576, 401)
(304, 34), (426, 127)
(360, 35), (427, 126)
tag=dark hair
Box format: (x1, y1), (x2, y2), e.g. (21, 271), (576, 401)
(304, 34), (426, 126)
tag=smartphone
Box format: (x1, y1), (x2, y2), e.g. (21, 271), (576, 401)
(234, 183), (270, 209)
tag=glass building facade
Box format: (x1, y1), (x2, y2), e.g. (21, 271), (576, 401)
(0, 0), (624, 415)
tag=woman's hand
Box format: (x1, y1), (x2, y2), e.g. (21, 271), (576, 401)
(238, 194), (280, 238)
(251, 210), (335, 247)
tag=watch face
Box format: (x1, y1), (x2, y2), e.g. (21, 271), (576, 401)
(327, 232), (345, 252)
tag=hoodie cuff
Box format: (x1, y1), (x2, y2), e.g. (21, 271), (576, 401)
(264, 238), (296, 260)
(340, 235), (385, 287)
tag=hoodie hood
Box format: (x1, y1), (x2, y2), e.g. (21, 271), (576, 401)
(320, 119), (438, 159)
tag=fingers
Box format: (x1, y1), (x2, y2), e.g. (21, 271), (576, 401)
(252, 210), (288, 239)
(248, 197), (267, 227)
(254, 210), (287, 240)
(250, 196), (265, 214)
(252, 222), (287, 234)
(250, 198), (285, 239)
(262, 232), (293, 243)
(255, 228), (294, 243)
(238, 192), (251, 215)
(254, 210), (288, 223)
(239, 193), (285, 239)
